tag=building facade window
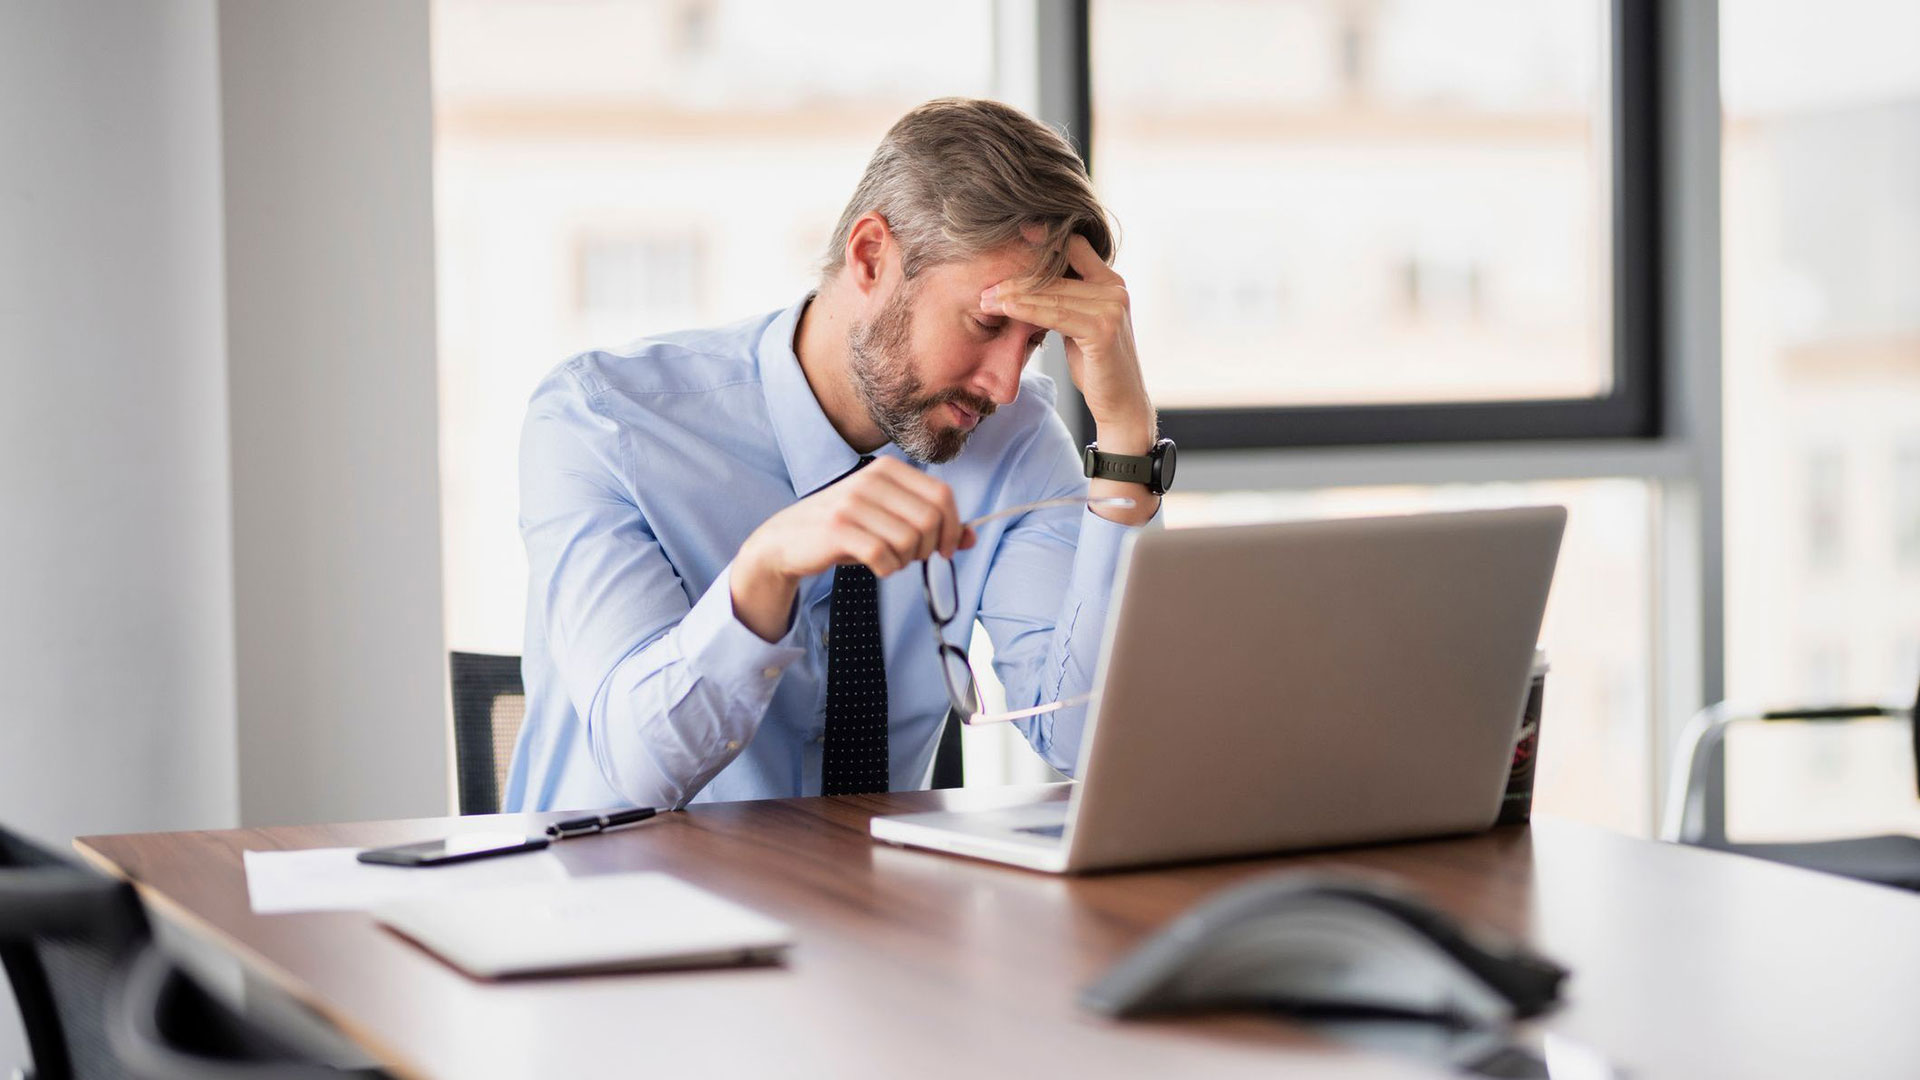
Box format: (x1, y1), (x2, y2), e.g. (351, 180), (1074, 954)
(1895, 444), (1920, 568)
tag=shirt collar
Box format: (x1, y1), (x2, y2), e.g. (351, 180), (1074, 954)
(759, 294), (867, 499)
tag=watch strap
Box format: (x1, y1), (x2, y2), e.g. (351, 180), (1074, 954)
(1081, 445), (1156, 487)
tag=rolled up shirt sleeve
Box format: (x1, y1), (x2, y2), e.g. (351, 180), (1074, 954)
(521, 385), (804, 809)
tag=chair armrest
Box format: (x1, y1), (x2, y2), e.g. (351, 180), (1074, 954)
(109, 946), (383, 1080)
(0, 870), (128, 940)
(1756, 705), (1905, 722)
(1663, 702), (1913, 845)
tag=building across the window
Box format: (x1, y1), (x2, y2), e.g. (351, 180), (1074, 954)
(575, 232), (706, 344)
(1723, 6), (1920, 714)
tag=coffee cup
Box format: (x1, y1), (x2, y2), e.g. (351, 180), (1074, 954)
(1496, 648), (1550, 826)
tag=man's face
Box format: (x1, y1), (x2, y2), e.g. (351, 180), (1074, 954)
(847, 245), (1052, 464)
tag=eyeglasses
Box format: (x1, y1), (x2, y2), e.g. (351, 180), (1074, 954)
(922, 496), (1135, 726)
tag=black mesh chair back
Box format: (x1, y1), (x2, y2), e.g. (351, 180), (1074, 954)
(2, 825), (150, 1080)
(449, 651), (528, 814)
(447, 652), (963, 807)
(931, 708), (964, 790)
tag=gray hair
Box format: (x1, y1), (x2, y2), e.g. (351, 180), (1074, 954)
(821, 97), (1117, 288)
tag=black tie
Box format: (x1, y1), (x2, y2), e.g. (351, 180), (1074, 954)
(822, 456), (890, 795)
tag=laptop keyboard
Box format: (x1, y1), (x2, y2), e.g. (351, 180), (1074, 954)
(1015, 823), (1066, 838)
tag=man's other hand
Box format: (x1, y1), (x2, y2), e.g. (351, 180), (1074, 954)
(730, 457), (975, 641)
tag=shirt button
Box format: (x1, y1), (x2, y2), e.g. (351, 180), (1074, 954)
(726, 739), (741, 751)
(761, 666), (780, 679)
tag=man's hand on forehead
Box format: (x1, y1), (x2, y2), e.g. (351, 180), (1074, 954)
(981, 232), (1159, 527)
(978, 233), (1128, 358)
(1012, 223), (1096, 286)
(979, 233), (1151, 441)
(983, 233), (1121, 317)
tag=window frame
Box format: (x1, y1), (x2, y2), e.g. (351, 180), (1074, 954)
(1070, 0), (1664, 450)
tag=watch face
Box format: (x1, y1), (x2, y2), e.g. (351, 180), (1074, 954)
(1156, 439), (1177, 492)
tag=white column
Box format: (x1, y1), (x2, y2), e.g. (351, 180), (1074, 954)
(0, 0), (238, 842)
(217, 0), (451, 826)
(0, 0), (235, 1067)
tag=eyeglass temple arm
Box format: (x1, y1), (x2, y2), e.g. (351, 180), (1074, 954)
(961, 693), (1094, 726)
(962, 496), (1135, 531)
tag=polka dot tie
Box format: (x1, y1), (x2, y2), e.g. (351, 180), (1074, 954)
(823, 456), (890, 795)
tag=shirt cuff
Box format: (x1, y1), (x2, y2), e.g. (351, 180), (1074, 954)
(1069, 506), (1143, 600)
(675, 562), (808, 711)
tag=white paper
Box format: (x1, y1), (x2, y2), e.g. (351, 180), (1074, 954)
(243, 845), (571, 915)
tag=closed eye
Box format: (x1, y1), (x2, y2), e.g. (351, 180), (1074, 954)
(975, 315), (1047, 355)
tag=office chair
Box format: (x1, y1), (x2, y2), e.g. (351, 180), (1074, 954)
(931, 708), (964, 790)
(1662, 672), (1920, 891)
(1, 826), (145, 1080)
(1, 826), (387, 1080)
(108, 946), (383, 1080)
(449, 651), (528, 815)
(450, 651), (967, 808)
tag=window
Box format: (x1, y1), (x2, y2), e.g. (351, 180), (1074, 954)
(1722, 0), (1920, 709)
(1803, 448), (1846, 571)
(1722, 716), (1920, 843)
(431, 0), (996, 654)
(964, 478), (1662, 820)
(429, 1), (1682, 814)
(1087, 0), (1659, 447)
(1896, 444), (1920, 568)
(574, 232), (705, 343)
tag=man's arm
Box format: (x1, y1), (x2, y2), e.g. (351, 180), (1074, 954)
(523, 377), (975, 806)
(977, 233), (1162, 771)
(975, 414), (1147, 775)
(981, 234), (1160, 527)
(521, 387), (806, 809)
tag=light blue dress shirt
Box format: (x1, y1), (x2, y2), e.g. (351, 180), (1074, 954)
(503, 295), (1142, 812)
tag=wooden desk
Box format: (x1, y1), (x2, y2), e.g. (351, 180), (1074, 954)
(78, 785), (1920, 1079)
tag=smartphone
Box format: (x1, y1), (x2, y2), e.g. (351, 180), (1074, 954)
(356, 832), (549, 868)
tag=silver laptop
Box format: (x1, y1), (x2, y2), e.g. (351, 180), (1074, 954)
(870, 505), (1566, 873)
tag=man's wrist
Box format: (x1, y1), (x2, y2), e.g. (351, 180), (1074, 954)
(1087, 475), (1160, 525)
(1086, 423), (1164, 525)
(735, 534), (778, 585)
(1092, 412), (1157, 457)
(731, 537), (800, 643)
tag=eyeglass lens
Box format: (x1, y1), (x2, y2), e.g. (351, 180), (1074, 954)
(939, 643), (983, 718)
(924, 554), (959, 624)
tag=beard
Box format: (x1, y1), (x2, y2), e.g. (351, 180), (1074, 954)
(846, 281), (998, 465)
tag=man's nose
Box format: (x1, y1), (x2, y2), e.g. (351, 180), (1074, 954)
(973, 338), (1028, 406)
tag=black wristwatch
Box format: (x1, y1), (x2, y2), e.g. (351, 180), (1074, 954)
(1082, 437), (1177, 496)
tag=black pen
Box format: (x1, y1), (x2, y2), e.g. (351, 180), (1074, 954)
(545, 806), (659, 839)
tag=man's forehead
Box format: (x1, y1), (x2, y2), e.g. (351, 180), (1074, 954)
(933, 239), (1055, 294)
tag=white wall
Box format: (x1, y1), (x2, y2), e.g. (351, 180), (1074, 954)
(0, 0), (237, 848)
(1, 0), (448, 1068)
(0, 0), (234, 1068)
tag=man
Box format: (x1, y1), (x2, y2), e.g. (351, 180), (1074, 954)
(503, 97), (1175, 812)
